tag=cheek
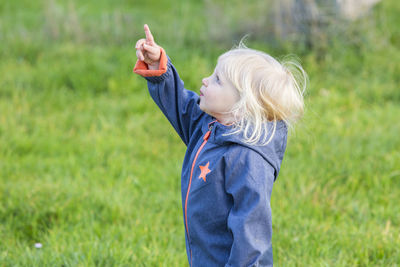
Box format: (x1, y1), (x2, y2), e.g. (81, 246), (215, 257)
(203, 88), (216, 101)
(200, 90), (217, 110)
(208, 91), (223, 107)
(221, 90), (239, 109)
(229, 93), (240, 107)
(215, 92), (235, 111)
(202, 87), (237, 111)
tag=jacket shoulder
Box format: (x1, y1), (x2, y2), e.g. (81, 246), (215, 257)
(223, 144), (276, 195)
(224, 145), (273, 177)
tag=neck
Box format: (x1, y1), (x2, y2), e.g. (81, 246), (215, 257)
(213, 114), (235, 126)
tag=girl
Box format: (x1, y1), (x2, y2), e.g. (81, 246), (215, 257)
(134, 24), (306, 267)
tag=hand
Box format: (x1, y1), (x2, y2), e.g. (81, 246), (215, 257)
(135, 24), (161, 70)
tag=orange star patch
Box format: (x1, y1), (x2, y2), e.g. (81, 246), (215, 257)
(198, 162), (211, 182)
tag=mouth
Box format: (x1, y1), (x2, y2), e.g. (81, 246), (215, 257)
(200, 89), (204, 96)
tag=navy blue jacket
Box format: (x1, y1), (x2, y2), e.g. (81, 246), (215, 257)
(134, 53), (288, 267)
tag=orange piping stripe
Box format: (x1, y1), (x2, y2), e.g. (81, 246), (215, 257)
(184, 130), (211, 266)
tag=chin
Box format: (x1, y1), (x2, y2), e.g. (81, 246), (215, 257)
(199, 102), (204, 111)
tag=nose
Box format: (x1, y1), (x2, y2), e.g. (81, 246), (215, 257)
(202, 77), (208, 87)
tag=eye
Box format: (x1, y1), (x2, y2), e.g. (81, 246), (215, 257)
(215, 75), (220, 84)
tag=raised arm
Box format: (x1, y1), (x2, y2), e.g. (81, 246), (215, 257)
(133, 24), (204, 145)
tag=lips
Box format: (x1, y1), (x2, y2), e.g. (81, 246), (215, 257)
(200, 89), (204, 96)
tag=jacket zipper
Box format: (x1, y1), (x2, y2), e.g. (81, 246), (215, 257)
(184, 123), (214, 266)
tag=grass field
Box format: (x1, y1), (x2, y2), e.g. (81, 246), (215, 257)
(1, 0), (399, 266)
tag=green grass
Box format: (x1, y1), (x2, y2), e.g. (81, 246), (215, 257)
(1, 0), (399, 266)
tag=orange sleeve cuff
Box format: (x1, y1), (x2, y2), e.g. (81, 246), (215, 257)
(133, 47), (168, 77)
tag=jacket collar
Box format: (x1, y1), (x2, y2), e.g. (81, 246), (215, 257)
(200, 113), (288, 176)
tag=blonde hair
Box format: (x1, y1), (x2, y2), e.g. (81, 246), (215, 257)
(218, 41), (307, 146)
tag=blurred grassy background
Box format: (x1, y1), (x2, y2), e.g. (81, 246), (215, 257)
(0, 0), (399, 266)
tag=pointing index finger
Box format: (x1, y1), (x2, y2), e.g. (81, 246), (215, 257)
(144, 24), (155, 45)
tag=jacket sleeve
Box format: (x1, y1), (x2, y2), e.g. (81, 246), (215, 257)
(133, 48), (204, 146)
(224, 148), (276, 267)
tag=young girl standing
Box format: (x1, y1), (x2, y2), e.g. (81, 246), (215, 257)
(134, 24), (306, 267)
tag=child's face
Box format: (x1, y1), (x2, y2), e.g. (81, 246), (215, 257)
(199, 62), (240, 123)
